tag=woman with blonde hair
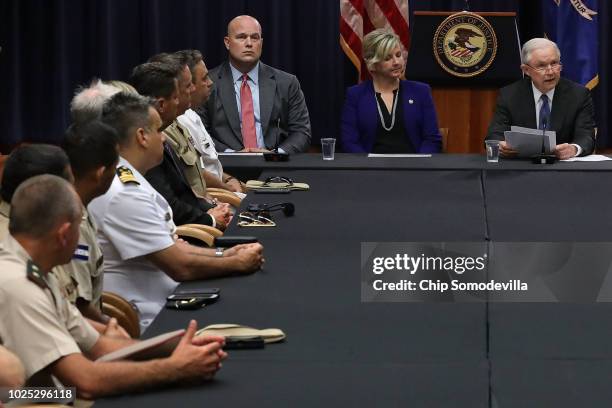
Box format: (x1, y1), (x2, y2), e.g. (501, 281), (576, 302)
(341, 29), (441, 153)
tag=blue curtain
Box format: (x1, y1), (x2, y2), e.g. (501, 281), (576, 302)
(0, 0), (345, 148)
(1, 0), (609, 150)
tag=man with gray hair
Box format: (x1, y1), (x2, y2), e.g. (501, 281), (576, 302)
(485, 37), (595, 159)
(70, 79), (121, 125)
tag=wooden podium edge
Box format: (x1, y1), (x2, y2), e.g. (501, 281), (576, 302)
(412, 10), (517, 153)
(413, 11), (517, 17)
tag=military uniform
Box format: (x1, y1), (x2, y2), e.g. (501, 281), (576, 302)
(89, 157), (179, 331)
(164, 120), (207, 198)
(177, 109), (224, 179)
(0, 199), (10, 240)
(0, 235), (99, 386)
(2, 199), (80, 303)
(51, 265), (79, 304)
(54, 206), (104, 309)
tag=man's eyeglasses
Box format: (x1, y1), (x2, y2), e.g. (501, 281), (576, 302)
(525, 62), (562, 73)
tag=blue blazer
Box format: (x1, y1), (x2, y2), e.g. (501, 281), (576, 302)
(340, 80), (442, 153)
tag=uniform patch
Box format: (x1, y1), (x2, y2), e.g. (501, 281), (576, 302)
(117, 166), (140, 185)
(73, 244), (90, 261)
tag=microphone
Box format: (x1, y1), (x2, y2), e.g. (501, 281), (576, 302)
(265, 202), (295, 216)
(247, 202), (295, 217)
(464, 0), (471, 11)
(531, 116), (557, 164)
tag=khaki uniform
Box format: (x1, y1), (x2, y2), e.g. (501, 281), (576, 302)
(0, 199), (10, 240)
(51, 265), (79, 304)
(2, 200), (79, 303)
(164, 120), (207, 198)
(54, 206), (104, 309)
(0, 235), (99, 386)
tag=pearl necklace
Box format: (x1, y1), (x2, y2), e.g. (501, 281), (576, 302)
(375, 88), (399, 131)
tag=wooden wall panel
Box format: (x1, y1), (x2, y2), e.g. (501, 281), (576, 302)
(432, 88), (499, 153)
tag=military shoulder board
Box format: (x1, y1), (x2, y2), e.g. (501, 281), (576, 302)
(26, 260), (48, 289)
(117, 166), (140, 185)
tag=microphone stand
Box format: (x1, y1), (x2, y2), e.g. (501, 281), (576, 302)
(531, 118), (557, 164)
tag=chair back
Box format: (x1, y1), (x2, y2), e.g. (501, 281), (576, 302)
(439, 128), (449, 153)
(102, 292), (140, 338)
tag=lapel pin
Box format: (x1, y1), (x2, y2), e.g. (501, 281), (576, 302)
(409, 99), (414, 104)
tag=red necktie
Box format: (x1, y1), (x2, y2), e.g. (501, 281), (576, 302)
(240, 74), (257, 149)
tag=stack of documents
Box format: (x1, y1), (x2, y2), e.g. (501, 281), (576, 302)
(504, 126), (556, 158)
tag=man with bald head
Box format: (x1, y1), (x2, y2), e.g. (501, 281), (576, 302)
(199, 15), (311, 154)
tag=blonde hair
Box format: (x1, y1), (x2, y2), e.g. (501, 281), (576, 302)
(362, 29), (401, 71)
(105, 80), (138, 94)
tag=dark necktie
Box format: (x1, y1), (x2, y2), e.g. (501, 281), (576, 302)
(240, 74), (258, 149)
(163, 143), (187, 182)
(539, 94), (550, 130)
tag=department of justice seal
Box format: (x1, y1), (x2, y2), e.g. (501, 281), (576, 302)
(433, 12), (498, 78)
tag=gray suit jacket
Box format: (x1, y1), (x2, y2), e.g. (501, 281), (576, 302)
(198, 61), (311, 153)
(485, 77), (596, 155)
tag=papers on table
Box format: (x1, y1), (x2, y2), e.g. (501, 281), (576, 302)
(367, 154), (432, 158)
(562, 155), (612, 162)
(504, 126), (557, 158)
(218, 152), (264, 156)
(96, 329), (185, 362)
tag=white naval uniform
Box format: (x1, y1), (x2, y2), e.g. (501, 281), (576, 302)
(89, 157), (179, 331)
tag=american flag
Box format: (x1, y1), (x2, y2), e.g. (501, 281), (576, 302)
(450, 48), (473, 58)
(340, 0), (410, 81)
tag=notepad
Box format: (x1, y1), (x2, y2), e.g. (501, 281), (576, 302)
(504, 126), (557, 158)
(96, 329), (185, 362)
(562, 155), (612, 162)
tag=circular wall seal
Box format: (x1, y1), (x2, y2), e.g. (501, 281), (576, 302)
(433, 12), (498, 78)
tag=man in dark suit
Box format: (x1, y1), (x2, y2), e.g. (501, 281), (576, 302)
(199, 15), (311, 154)
(486, 38), (595, 159)
(130, 62), (230, 230)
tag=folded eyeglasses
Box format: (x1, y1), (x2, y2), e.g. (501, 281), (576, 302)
(237, 211), (276, 227)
